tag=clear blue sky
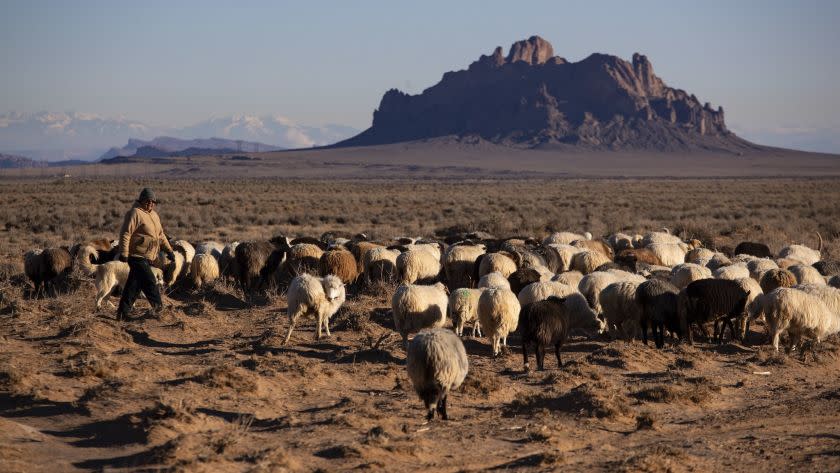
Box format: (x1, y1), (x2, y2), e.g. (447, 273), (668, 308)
(2, 0), (839, 149)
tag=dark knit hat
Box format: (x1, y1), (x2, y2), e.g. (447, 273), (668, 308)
(137, 188), (157, 203)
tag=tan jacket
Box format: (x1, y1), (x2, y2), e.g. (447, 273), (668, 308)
(118, 204), (173, 260)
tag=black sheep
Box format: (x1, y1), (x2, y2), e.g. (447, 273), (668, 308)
(679, 279), (749, 344)
(813, 260), (840, 277)
(519, 297), (569, 371)
(636, 279), (680, 348)
(734, 241), (772, 259)
(507, 267), (542, 295)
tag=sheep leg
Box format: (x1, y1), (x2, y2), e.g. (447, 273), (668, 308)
(536, 344), (546, 371)
(436, 394), (449, 421)
(699, 323), (711, 342)
(687, 323), (695, 345)
(771, 330), (781, 352)
(283, 313), (300, 345)
(654, 323), (664, 349)
(324, 316), (331, 337)
(640, 319), (649, 346)
(555, 342), (562, 367)
(522, 341), (530, 372)
(492, 337), (500, 357)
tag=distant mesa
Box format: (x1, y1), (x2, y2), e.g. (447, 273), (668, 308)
(0, 153), (46, 169)
(337, 35), (760, 152)
(99, 136), (283, 161)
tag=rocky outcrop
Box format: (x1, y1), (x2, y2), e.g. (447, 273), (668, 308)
(338, 36), (758, 152)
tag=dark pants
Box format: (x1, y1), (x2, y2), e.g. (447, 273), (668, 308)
(117, 257), (162, 318)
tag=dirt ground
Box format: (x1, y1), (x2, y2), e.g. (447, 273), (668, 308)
(1, 177), (839, 472)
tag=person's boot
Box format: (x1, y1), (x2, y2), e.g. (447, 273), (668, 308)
(145, 305), (164, 319)
(116, 310), (129, 321)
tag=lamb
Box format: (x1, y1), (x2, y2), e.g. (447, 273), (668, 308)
(636, 279), (681, 348)
(756, 287), (840, 352)
(190, 253), (220, 288)
(477, 252), (518, 279)
(94, 261), (164, 309)
(615, 248), (664, 271)
(747, 258), (778, 281)
(319, 249), (359, 285)
(543, 231), (591, 246)
(478, 271), (511, 290)
(648, 242), (692, 267)
(283, 274), (346, 344)
(599, 281), (643, 340)
(813, 260), (840, 277)
(670, 263), (712, 290)
(195, 241), (225, 260)
(760, 268), (797, 293)
(363, 246), (401, 285)
(397, 249), (442, 284)
(777, 233), (823, 266)
(449, 288), (483, 337)
(713, 262), (750, 281)
(507, 268), (543, 295)
(678, 278), (750, 344)
(734, 241), (772, 258)
(544, 244), (581, 273)
(552, 270), (584, 288)
(519, 297), (570, 371)
(477, 287), (521, 356)
(443, 243), (485, 289)
(570, 250), (612, 275)
(406, 328), (468, 421)
(172, 240), (196, 265)
(789, 264), (826, 286)
(392, 282), (449, 345)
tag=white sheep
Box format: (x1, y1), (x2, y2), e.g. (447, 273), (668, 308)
(392, 282), (449, 345)
(777, 234), (822, 266)
(397, 249), (442, 284)
(517, 281), (578, 307)
(757, 287), (840, 352)
(406, 328), (469, 421)
(478, 252), (517, 279)
(363, 246), (401, 284)
(94, 261), (164, 309)
(641, 229), (682, 247)
(449, 288), (483, 337)
(747, 258), (778, 282)
(795, 284), (840, 316)
(578, 270), (645, 314)
(648, 242), (690, 267)
(283, 274), (346, 344)
(407, 242), (443, 262)
(599, 280), (643, 339)
(173, 240), (196, 265)
(478, 271), (511, 290)
(789, 264), (826, 286)
(684, 248), (715, 266)
(570, 250), (611, 275)
(544, 244), (581, 273)
(552, 270), (584, 288)
(195, 241), (225, 260)
(543, 231), (591, 246)
(734, 277), (764, 338)
(670, 263), (712, 290)
(477, 287), (520, 356)
(443, 243), (485, 289)
(706, 253), (732, 271)
(190, 253), (220, 288)
(713, 262), (750, 281)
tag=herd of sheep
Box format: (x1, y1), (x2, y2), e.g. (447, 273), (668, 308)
(20, 228), (840, 420)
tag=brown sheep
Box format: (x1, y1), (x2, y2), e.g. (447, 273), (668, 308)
(615, 248), (664, 271)
(34, 248), (72, 296)
(572, 239), (614, 259)
(319, 249), (359, 285)
(349, 241), (385, 272)
(759, 268), (797, 293)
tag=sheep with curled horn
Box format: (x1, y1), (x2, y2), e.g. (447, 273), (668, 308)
(777, 232), (823, 266)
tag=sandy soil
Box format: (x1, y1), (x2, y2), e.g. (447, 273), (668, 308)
(1, 277), (839, 472)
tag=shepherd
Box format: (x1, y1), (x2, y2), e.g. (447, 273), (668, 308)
(116, 187), (174, 320)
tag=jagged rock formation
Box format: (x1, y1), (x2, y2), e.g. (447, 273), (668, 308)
(338, 36), (759, 152)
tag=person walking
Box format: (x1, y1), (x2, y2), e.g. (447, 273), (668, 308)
(116, 188), (174, 320)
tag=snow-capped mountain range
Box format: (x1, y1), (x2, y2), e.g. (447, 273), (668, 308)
(0, 111), (359, 161)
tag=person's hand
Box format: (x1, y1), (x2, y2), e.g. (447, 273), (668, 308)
(119, 255), (128, 263)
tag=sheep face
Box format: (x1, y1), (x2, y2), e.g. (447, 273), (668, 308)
(322, 275), (346, 302)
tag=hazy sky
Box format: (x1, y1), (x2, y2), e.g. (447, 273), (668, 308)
(2, 0), (839, 150)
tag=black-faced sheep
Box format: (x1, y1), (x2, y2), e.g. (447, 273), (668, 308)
(734, 241), (772, 259)
(392, 282), (449, 345)
(636, 279), (680, 348)
(477, 287), (520, 356)
(406, 328), (468, 421)
(319, 249), (359, 285)
(507, 268), (543, 295)
(519, 297), (569, 372)
(678, 278), (749, 344)
(283, 274), (346, 344)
